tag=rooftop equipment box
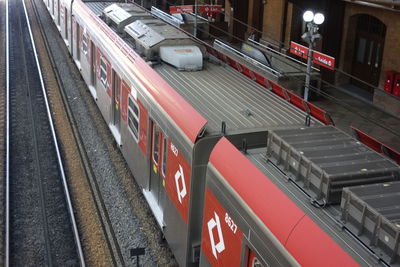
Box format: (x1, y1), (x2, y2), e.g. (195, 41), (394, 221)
(266, 126), (400, 204)
(341, 182), (400, 265)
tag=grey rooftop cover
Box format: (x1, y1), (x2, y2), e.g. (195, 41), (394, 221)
(341, 182), (400, 265)
(266, 126), (400, 203)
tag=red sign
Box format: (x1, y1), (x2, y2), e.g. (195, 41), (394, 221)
(290, 41), (308, 60)
(201, 189), (243, 265)
(290, 41), (335, 70)
(165, 141), (192, 223)
(198, 5), (222, 15)
(312, 51), (335, 70)
(169, 5), (194, 14)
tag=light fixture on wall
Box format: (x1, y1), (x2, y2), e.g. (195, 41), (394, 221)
(262, 0), (267, 4)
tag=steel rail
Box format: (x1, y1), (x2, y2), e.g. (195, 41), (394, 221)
(5, 0), (10, 264)
(30, 0), (125, 265)
(20, 0), (86, 265)
(3, 0), (86, 265)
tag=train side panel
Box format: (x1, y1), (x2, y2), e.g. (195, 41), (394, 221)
(94, 49), (112, 122)
(119, 82), (150, 188)
(70, 2), (208, 265)
(201, 164), (299, 267)
(60, 0), (71, 50)
(75, 21), (96, 98)
(202, 138), (361, 267)
(49, 0), (55, 20)
(55, 0), (61, 28)
(201, 188), (243, 266)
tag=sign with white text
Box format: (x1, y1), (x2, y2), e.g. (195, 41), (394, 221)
(170, 5), (222, 16)
(169, 5), (194, 14)
(290, 41), (335, 70)
(198, 5), (222, 16)
(290, 41), (308, 60)
(312, 51), (335, 70)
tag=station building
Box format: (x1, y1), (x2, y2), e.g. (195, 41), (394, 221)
(138, 0), (400, 115)
(226, 0), (400, 115)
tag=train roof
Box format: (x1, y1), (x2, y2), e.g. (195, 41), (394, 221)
(155, 62), (314, 133)
(77, 1), (208, 144)
(236, 126), (399, 266)
(209, 137), (362, 266)
(210, 135), (400, 266)
(83, 1), (318, 135)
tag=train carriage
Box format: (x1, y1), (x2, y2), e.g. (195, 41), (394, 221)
(41, 0), (400, 266)
(203, 135), (399, 266)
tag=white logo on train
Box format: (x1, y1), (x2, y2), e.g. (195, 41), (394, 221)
(207, 212), (225, 259)
(175, 165), (187, 203)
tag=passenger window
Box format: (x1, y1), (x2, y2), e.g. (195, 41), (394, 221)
(76, 24), (80, 61)
(65, 8), (68, 40)
(152, 125), (160, 165)
(82, 32), (88, 55)
(100, 57), (107, 86)
(127, 96), (140, 142)
(162, 137), (167, 177)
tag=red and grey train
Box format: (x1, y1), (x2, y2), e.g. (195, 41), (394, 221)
(42, 0), (400, 266)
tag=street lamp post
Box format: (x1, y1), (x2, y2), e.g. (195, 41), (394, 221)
(302, 11), (324, 101)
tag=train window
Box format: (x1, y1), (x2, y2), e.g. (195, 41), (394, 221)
(161, 136), (167, 176)
(100, 57), (107, 86)
(152, 125), (160, 165)
(127, 96), (139, 142)
(82, 32), (88, 55)
(76, 24), (80, 61)
(64, 8), (68, 40)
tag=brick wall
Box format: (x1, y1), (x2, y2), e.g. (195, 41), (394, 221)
(339, 3), (400, 89)
(261, 0), (284, 45)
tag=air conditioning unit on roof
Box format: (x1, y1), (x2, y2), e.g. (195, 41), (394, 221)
(103, 4), (135, 33)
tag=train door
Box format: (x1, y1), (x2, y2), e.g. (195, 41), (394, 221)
(150, 122), (167, 209)
(112, 71), (121, 131)
(90, 41), (96, 88)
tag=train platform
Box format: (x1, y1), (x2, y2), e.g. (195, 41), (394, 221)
(205, 36), (399, 153)
(313, 84), (400, 151)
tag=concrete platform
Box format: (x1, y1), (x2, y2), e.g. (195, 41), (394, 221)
(313, 85), (400, 151)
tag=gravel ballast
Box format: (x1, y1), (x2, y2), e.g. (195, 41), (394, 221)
(32, 0), (177, 266)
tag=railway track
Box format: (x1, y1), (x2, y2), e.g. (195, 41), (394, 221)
(0, 0), (7, 265)
(28, 0), (125, 265)
(16, 0), (178, 265)
(5, 0), (84, 265)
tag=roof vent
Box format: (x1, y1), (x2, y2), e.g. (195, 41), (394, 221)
(160, 46), (203, 71)
(124, 19), (204, 61)
(103, 4), (136, 33)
